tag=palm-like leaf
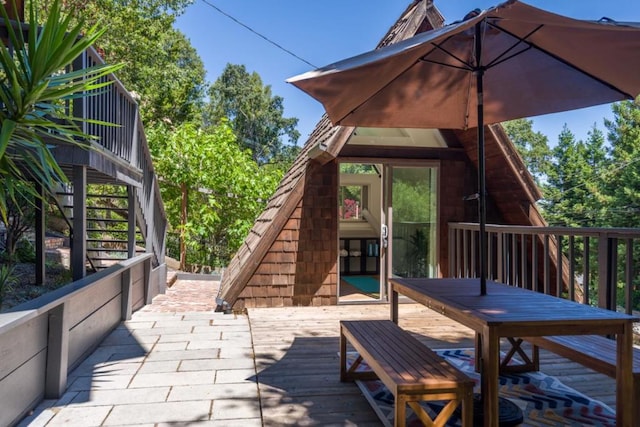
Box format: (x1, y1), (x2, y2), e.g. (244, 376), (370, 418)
(0, 0), (123, 221)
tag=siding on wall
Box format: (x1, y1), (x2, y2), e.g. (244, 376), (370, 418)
(236, 161), (338, 309)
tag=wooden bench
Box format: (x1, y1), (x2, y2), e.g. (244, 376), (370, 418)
(524, 335), (640, 423)
(340, 320), (474, 427)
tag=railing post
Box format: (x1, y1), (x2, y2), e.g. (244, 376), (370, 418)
(568, 235), (575, 301)
(625, 239), (634, 315)
(510, 233), (518, 286)
(520, 234), (528, 289)
(462, 228), (468, 277)
(470, 229), (476, 278)
(130, 110), (140, 169)
(128, 185), (137, 259)
(121, 269), (132, 321)
(609, 238), (618, 311)
(583, 236), (590, 305)
(555, 235), (563, 297)
(45, 303), (69, 398)
(144, 256), (153, 305)
(543, 234), (550, 294)
(72, 166), (87, 281)
(496, 232), (504, 283)
(72, 51), (88, 133)
(597, 233), (615, 310)
(146, 176), (156, 258)
(532, 235), (538, 292)
(448, 225), (455, 277)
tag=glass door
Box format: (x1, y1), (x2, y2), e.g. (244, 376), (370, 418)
(385, 165), (439, 284)
(338, 163), (383, 302)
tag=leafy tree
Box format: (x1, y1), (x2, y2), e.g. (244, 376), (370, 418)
(205, 63), (300, 165)
(36, 0), (207, 126)
(581, 125), (610, 224)
(604, 100), (640, 228)
(0, 0), (121, 222)
(2, 183), (35, 261)
(545, 126), (597, 226)
(147, 122), (284, 268)
(503, 118), (552, 184)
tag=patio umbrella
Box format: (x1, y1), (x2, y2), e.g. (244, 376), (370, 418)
(287, 0), (640, 295)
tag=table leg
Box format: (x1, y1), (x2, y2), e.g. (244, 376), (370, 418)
(616, 321), (634, 427)
(481, 326), (499, 427)
(475, 332), (482, 373)
(390, 287), (398, 323)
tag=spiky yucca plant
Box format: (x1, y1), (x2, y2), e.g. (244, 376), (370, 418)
(0, 0), (122, 222)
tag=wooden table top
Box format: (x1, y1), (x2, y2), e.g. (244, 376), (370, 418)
(390, 278), (639, 332)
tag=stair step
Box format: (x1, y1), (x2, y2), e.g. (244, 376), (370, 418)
(87, 247), (128, 253)
(86, 228), (141, 233)
(63, 205), (126, 211)
(86, 241), (145, 246)
(87, 247), (145, 252)
(87, 238), (131, 244)
(57, 192), (128, 199)
(73, 218), (128, 223)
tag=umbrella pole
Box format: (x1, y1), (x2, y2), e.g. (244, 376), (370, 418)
(475, 23), (488, 296)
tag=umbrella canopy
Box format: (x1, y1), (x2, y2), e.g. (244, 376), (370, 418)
(287, 0), (640, 294)
(287, 0), (640, 130)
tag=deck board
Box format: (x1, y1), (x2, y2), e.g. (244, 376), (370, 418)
(248, 302), (617, 425)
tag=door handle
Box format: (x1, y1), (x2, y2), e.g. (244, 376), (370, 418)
(381, 224), (388, 248)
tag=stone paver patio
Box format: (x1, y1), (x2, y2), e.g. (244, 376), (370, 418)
(18, 278), (262, 427)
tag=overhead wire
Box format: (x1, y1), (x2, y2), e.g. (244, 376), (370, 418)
(198, 0), (318, 68)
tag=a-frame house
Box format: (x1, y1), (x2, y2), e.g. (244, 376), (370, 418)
(217, 0), (547, 311)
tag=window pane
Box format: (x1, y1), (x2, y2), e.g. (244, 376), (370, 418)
(339, 185), (363, 220)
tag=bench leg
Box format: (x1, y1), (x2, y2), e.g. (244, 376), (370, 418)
(476, 334), (539, 373)
(460, 387), (474, 427)
(635, 378), (639, 427)
(475, 332), (481, 373)
(500, 338), (539, 373)
(340, 328), (347, 382)
(394, 395), (406, 427)
(339, 328), (378, 382)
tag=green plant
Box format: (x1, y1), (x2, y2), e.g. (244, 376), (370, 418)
(0, 0), (123, 222)
(14, 238), (35, 263)
(0, 264), (18, 309)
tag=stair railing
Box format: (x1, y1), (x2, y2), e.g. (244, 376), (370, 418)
(72, 47), (167, 267)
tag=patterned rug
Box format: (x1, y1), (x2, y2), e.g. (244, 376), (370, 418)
(347, 349), (616, 426)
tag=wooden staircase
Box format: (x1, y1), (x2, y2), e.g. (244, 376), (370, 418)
(55, 187), (146, 271)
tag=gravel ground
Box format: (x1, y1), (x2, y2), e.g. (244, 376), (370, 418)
(0, 261), (71, 311)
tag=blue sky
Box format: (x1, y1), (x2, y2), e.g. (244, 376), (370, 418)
(175, 1), (640, 146)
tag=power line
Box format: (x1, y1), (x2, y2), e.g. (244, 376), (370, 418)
(199, 0), (318, 69)
(550, 154), (640, 198)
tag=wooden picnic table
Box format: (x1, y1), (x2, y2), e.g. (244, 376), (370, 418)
(389, 277), (639, 427)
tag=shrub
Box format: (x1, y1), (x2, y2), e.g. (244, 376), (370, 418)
(0, 264), (18, 309)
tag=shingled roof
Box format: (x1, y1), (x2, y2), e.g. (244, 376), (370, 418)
(217, 0), (546, 310)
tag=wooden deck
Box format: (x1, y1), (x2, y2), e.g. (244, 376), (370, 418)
(248, 302), (618, 426)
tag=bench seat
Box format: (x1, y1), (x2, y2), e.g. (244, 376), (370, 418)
(340, 320), (474, 427)
(525, 334), (640, 423)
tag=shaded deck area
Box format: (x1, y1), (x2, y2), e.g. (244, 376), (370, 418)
(18, 279), (618, 426)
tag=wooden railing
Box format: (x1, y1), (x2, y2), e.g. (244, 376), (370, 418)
(448, 223), (640, 314)
(0, 254), (163, 427)
(72, 47), (167, 267)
